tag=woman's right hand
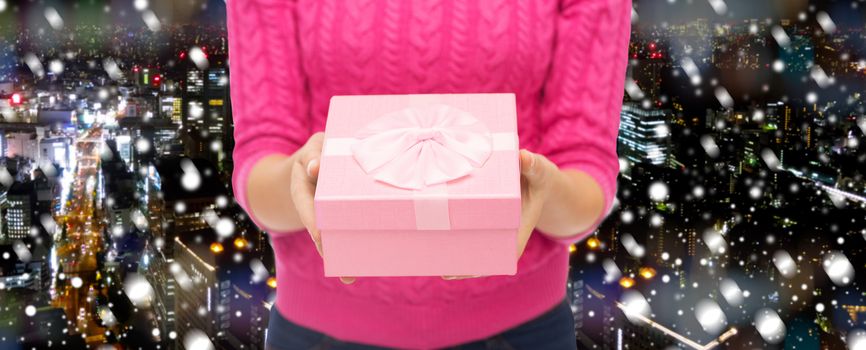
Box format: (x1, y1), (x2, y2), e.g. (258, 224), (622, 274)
(288, 132), (324, 255)
(287, 132), (357, 284)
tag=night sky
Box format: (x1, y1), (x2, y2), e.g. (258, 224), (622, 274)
(0, 0), (227, 28)
(635, 0), (866, 28)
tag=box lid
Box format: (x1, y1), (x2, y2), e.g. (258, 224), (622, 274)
(314, 93), (520, 231)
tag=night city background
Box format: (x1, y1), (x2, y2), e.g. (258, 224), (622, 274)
(0, 0), (865, 349)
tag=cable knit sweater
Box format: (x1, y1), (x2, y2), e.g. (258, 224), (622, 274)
(227, 0), (630, 348)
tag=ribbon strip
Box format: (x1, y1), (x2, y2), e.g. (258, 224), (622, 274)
(323, 132), (517, 157)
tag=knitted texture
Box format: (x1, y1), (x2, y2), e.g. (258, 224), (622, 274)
(227, 0), (631, 348)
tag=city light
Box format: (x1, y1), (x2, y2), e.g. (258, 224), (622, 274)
(233, 237), (248, 249)
(209, 242), (224, 254)
(267, 277), (277, 289)
(639, 267), (656, 280)
(619, 277), (635, 288)
(586, 236), (601, 249)
(10, 93), (21, 105)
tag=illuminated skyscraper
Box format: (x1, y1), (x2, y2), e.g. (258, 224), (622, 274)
(618, 103), (671, 166)
(2, 182), (35, 240)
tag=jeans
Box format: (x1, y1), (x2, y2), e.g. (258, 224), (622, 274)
(265, 298), (577, 350)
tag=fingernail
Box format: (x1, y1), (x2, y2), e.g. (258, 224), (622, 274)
(306, 158), (319, 177)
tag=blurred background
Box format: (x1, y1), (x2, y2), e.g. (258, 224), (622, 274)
(0, 0), (864, 349)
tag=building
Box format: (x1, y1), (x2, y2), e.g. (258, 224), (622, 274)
(4, 130), (41, 161)
(2, 181), (36, 240)
(180, 61), (232, 173)
(142, 157), (226, 349)
(15, 307), (87, 349)
(173, 229), (266, 349)
(0, 242), (50, 292)
(36, 110), (75, 127)
(100, 140), (138, 236)
(618, 103), (672, 167)
(39, 136), (72, 171)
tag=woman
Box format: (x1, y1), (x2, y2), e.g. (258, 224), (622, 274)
(227, 0), (631, 349)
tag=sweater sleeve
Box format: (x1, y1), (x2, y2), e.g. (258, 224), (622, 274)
(227, 0), (310, 229)
(534, 0), (632, 245)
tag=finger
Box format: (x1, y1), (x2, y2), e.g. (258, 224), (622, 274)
(340, 277), (356, 284)
(519, 149), (537, 176)
(519, 149), (555, 187)
(290, 160), (323, 256)
(298, 132), (325, 165)
(306, 157), (320, 181)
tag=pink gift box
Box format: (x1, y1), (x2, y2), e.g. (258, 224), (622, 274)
(314, 93), (521, 277)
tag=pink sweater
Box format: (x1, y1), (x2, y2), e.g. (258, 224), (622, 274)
(227, 0), (631, 348)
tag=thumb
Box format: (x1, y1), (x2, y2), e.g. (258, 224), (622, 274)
(306, 157), (320, 181)
(519, 149), (539, 178)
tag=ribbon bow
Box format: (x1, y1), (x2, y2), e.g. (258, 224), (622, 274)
(351, 104), (493, 190)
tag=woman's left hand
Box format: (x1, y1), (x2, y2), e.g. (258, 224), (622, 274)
(442, 149), (555, 280)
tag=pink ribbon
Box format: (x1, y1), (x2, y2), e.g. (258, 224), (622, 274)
(351, 104), (493, 190)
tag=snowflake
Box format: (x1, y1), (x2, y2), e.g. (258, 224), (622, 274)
(183, 329), (214, 350)
(848, 329), (866, 350)
(133, 0), (148, 11)
(771, 26), (790, 48)
(124, 274), (155, 308)
(621, 233), (646, 258)
(707, 0), (727, 16)
(719, 278), (743, 306)
(772, 250), (797, 279)
(103, 58), (123, 80)
(648, 181), (669, 202)
(180, 159), (202, 191)
(25, 305), (36, 317)
(754, 308), (786, 344)
(822, 251), (854, 286)
(681, 57), (702, 86)
(48, 59), (64, 75)
(142, 11), (161, 32)
(816, 11), (836, 34)
(23, 53), (44, 78)
(621, 290), (651, 324)
(714, 86), (734, 109)
(695, 299), (727, 335)
(43, 7), (64, 30)
(188, 47), (209, 70)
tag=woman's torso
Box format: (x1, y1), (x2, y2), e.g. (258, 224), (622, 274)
(294, 0), (559, 147)
(273, 0), (568, 305)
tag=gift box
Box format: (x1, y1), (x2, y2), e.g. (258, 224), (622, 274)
(314, 93), (520, 277)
